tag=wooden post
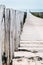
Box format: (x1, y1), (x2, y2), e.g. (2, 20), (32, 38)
(5, 9), (10, 65)
(2, 6), (5, 55)
(0, 5), (5, 65)
(15, 11), (24, 50)
(10, 9), (16, 60)
(19, 11), (24, 34)
(15, 11), (21, 50)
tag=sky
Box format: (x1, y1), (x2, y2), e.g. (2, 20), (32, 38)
(0, 0), (43, 12)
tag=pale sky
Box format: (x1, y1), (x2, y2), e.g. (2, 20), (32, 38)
(0, 0), (43, 11)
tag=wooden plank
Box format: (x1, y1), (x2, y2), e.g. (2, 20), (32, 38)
(5, 8), (10, 65)
(10, 9), (16, 60)
(0, 5), (5, 65)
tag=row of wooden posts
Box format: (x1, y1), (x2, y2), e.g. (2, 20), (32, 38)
(0, 5), (27, 65)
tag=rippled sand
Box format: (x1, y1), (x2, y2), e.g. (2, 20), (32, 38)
(13, 57), (43, 65)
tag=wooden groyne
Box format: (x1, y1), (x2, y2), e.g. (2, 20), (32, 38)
(0, 5), (27, 65)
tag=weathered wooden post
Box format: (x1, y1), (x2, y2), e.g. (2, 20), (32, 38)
(15, 11), (24, 50)
(0, 5), (5, 65)
(15, 10), (21, 50)
(5, 8), (10, 65)
(19, 11), (24, 34)
(1, 6), (5, 55)
(10, 9), (16, 61)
